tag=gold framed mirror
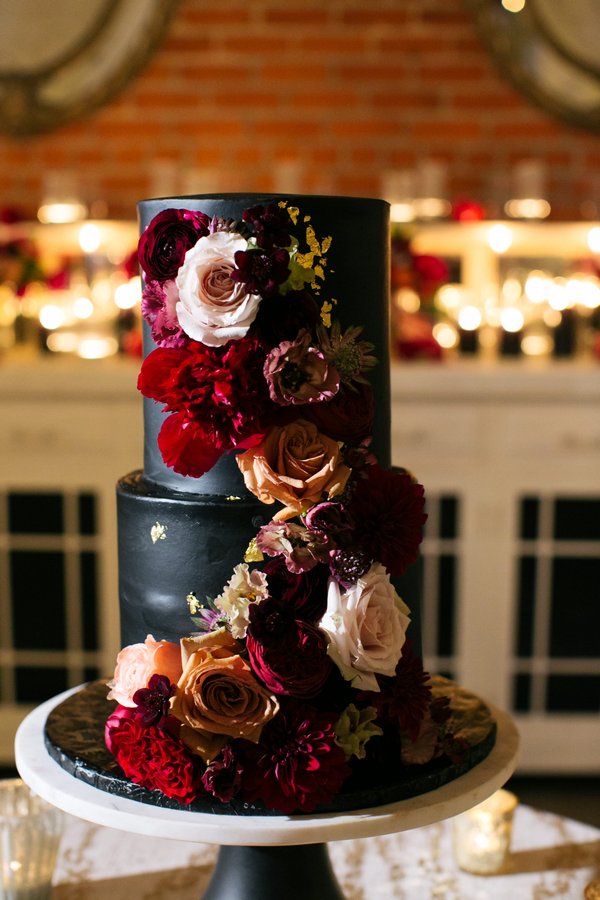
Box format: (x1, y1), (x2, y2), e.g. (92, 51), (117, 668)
(464, 0), (600, 134)
(0, 0), (180, 137)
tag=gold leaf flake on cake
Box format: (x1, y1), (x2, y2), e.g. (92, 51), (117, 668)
(287, 206), (299, 225)
(225, 495), (241, 501)
(186, 591), (201, 615)
(150, 522), (167, 543)
(320, 298), (338, 327)
(244, 537), (264, 563)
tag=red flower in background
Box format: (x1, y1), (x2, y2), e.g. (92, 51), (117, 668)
(105, 705), (202, 804)
(138, 337), (271, 477)
(138, 208), (210, 281)
(240, 700), (351, 813)
(347, 465), (426, 577)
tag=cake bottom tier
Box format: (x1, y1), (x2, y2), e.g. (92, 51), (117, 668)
(44, 679), (496, 817)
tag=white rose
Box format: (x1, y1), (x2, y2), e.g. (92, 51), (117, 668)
(175, 231), (261, 346)
(320, 563), (410, 691)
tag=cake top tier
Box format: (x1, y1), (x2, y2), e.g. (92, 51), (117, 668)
(137, 194), (391, 496)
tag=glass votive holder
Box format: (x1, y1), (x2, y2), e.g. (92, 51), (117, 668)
(452, 788), (518, 875)
(0, 778), (64, 900)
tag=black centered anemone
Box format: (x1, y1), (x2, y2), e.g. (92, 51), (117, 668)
(281, 360), (308, 392)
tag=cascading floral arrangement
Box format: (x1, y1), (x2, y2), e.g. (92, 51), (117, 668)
(104, 201), (465, 814)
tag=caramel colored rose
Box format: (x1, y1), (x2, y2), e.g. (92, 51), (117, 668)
(170, 629), (279, 763)
(236, 419), (351, 521)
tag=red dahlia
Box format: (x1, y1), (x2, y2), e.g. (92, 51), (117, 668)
(240, 701), (351, 814)
(105, 705), (202, 804)
(137, 337), (271, 477)
(347, 465), (427, 577)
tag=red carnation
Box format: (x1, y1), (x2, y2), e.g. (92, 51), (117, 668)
(239, 701), (351, 813)
(347, 465), (427, 577)
(246, 597), (332, 698)
(105, 705), (202, 804)
(138, 337), (271, 478)
(138, 208), (210, 281)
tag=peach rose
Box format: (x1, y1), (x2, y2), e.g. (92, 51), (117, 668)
(236, 419), (351, 521)
(170, 629), (279, 763)
(107, 634), (183, 707)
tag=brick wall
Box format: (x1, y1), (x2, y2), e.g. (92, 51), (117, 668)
(1, 0), (599, 220)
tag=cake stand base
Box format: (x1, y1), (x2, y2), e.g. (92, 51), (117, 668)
(204, 844), (344, 900)
(15, 688), (519, 900)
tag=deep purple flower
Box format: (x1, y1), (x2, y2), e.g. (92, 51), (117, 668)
(242, 203), (293, 251)
(231, 247), (290, 297)
(201, 743), (244, 803)
(328, 547), (372, 587)
(132, 674), (175, 727)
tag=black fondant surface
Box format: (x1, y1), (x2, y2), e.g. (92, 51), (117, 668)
(117, 471), (271, 647)
(138, 194), (391, 495)
(44, 681), (497, 818)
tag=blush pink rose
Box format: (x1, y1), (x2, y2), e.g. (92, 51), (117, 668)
(175, 231), (261, 346)
(320, 563), (411, 691)
(107, 634), (183, 707)
(236, 419), (351, 521)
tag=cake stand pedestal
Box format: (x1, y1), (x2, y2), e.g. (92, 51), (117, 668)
(15, 689), (519, 900)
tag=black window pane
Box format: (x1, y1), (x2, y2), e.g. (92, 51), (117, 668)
(80, 552), (98, 651)
(11, 551), (66, 650)
(9, 493), (63, 534)
(520, 497), (539, 540)
(550, 558), (600, 658)
(78, 493), (97, 536)
(84, 667), (101, 683)
(513, 673), (531, 712)
(440, 496), (458, 539)
(554, 499), (600, 540)
(516, 556), (536, 658)
(437, 554), (456, 657)
(546, 675), (600, 713)
(15, 667), (68, 703)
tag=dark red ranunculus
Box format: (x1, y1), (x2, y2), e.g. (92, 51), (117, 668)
(242, 203), (293, 251)
(138, 208), (210, 281)
(263, 557), (329, 622)
(232, 247), (290, 297)
(105, 705), (202, 804)
(362, 641), (432, 742)
(246, 597), (332, 698)
(239, 700), (351, 814)
(137, 337), (271, 478)
(303, 382), (374, 445)
(346, 465), (426, 577)
(201, 743), (244, 804)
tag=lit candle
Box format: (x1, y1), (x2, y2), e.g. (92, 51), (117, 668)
(452, 789), (518, 875)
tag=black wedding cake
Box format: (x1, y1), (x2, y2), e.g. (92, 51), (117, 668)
(45, 195), (495, 815)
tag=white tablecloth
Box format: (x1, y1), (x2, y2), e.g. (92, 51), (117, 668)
(52, 804), (599, 899)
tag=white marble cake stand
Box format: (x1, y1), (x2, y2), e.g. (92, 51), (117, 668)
(16, 686), (520, 900)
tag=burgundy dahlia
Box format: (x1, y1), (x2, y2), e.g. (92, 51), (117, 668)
(246, 596), (332, 698)
(137, 337), (271, 477)
(201, 743), (244, 804)
(239, 700), (351, 813)
(346, 465), (427, 577)
(132, 674), (175, 728)
(105, 705), (202, 804)
(138, 208), (210, 281)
